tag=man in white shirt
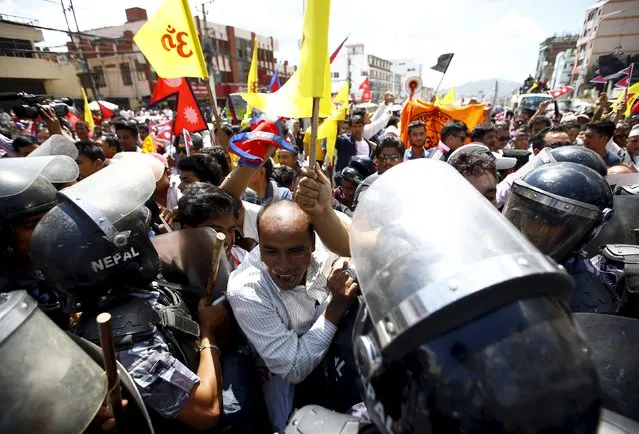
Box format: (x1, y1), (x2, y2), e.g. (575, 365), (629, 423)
(226, 165), (355, 431)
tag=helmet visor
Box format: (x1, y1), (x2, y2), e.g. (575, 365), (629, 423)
(424, 297), (600, 431)
(503, 182), (602, 261)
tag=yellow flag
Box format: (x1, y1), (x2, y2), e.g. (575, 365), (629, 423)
(527, 82), (538, 93)
(318, 82), (351, 162)
(244, 36), (259, 121)
(81, 87), (94, 130)
(440, 87), (456, 105)
(297, 0), (331, 98)
(141, 135), (156, 153)
(612, 82), (639, 116)
(332, 82), (350, 121)
(133, 0), (207, 79)
(241, 55), (333, 119)
(626, 93), (638, 118)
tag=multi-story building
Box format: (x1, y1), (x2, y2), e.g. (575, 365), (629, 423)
(572, 0), (639, 95)
(0, 14), (82, 107)
(549, 48), (576, 90)
(391, 59), (423, 99)
(534, 34), (579, 83)
(66, 7), (281, 108)
(330, 43), (394, 102)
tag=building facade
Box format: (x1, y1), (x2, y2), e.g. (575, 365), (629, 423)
(572, 0), (639, 95)
(65, 7), (281, 108)
(0, 15), (82, 107)
(549, 48), (576, 89)
(534, 34), (579, 83)
(391, 59), (423, 99)
(330, 43), (395, 102)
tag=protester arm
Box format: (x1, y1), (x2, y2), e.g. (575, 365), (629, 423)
(592, 92), (608, 122)
(176, 328), (223, 430)
(527, 100), (552, 126)
(221, 145), (275, 199)
(369, 102), (386, 122)
(228, 277), (337, 384)
(295, 164), (351, 257)
(364, 105), (392, 140)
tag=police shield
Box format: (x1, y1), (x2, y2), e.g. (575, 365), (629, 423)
(111, 152), (166, 182)
(28, 134), (78, 159)
(585, 195), (639, 256)
(350, 159), (573, 356)
(0, 155), (79, 197)
(56, 155), (156, 243)
(0, 291), (106, 433)
(573, 313), (639, 421)
(151, 227), (231, 295)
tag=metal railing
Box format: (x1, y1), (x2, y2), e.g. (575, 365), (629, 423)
(0, 14), (40, 26)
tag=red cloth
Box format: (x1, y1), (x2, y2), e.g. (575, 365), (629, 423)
(150, 78), (185, 105)
(173, 80), (207, 135)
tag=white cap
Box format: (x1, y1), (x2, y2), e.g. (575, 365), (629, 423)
(629, 124), (639, 138)
(384, 125), (400, 137)
(448, 143), (517, 170)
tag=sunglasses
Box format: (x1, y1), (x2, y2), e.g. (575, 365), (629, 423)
(378, 154), (401, 162)
(549, 141), (572, 149)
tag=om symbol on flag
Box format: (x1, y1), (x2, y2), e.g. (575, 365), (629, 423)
(250, 83), (258, 93)
(161, 25), (193, 58)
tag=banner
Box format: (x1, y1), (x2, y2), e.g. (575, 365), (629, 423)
(400, 100), (485, 149)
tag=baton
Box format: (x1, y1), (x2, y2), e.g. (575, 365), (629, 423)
(206, 232), (226, 304)
(97, 312), (124, 432)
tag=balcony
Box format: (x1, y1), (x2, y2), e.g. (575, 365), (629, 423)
(0, 50), (74, 80)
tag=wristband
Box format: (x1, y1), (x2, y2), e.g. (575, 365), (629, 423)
(199, 343), (221, 355)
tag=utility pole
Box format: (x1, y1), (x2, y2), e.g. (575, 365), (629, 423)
(67, 0), (98, 100)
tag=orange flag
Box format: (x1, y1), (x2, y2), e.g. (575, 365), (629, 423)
(400, 100), (486, 149)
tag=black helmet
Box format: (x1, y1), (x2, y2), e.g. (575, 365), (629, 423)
(503, 162), (613, 262)
(348, 155), (376, 178)
(340, 166), (365, 185)
(0, 177), (57, 227)
(29, 158), (160, 301)
(549, 146), (607, 177)
(351, 159), (600, 434)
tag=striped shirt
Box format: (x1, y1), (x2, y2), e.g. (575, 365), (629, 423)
(227, 241), (341, 385)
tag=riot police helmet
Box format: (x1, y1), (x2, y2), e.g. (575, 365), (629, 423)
(350, 159), (601, 434)
(549, 145), (607, 177)
(503, 162), (613, 262)
(30, 158), (160, 301)
(348, 155), (376, 179)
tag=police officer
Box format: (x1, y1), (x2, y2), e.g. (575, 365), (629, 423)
(285, 159), (609, 433)
(0, 155), (79, 328)
(28, 158), (253, 433)
(503, 161), (619, 313)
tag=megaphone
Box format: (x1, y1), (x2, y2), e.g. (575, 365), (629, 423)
(403, 76), (422, 100)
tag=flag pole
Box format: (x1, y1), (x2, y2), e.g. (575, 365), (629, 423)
(434, 72), (446, 97)
(308, 97), (321, 167)
(205, 78), (223, 130)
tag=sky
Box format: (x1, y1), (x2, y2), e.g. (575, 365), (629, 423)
(3, 0), (597, 88)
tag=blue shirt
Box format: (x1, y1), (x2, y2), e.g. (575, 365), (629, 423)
(603, 150), (622, 168)
(403, 147), (426, 161)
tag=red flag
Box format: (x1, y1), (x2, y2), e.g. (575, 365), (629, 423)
(330, 34), (349, 64)
(615, 76), (630, 88)
(549, 86), (573, 99)
(150, 77), (184, 105)
(97, 102), (116, 119)
(173, 80), (207, 135)
(150, 118), (173, 141)
(65, 111), (81, 129)
(590, 75), (607, 84)
(631, 98), (639, 116)
(359, 78), (371, 102)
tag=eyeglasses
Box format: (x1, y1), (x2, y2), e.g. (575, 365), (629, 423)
(549, 141), (572, 149)
(378, 154), (401, 162)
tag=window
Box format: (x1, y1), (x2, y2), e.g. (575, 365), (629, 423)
(0, 37), (34, 58)
(361, 71), (368, 77)
(135, 60), (146, 81)
(120, 62), (132, 86)
(332, 72), (340, 78)
(92, 66), (106, 87)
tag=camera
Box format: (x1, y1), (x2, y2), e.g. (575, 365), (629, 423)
(12, 92), (74, 119)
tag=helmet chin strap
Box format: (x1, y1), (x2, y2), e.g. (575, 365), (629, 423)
(58, 190), (129, 247)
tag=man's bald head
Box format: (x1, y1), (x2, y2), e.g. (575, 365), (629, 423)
(257, 200), (315, 290)
(608, 165), (633, 176)
(257, 200), (314, 240)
